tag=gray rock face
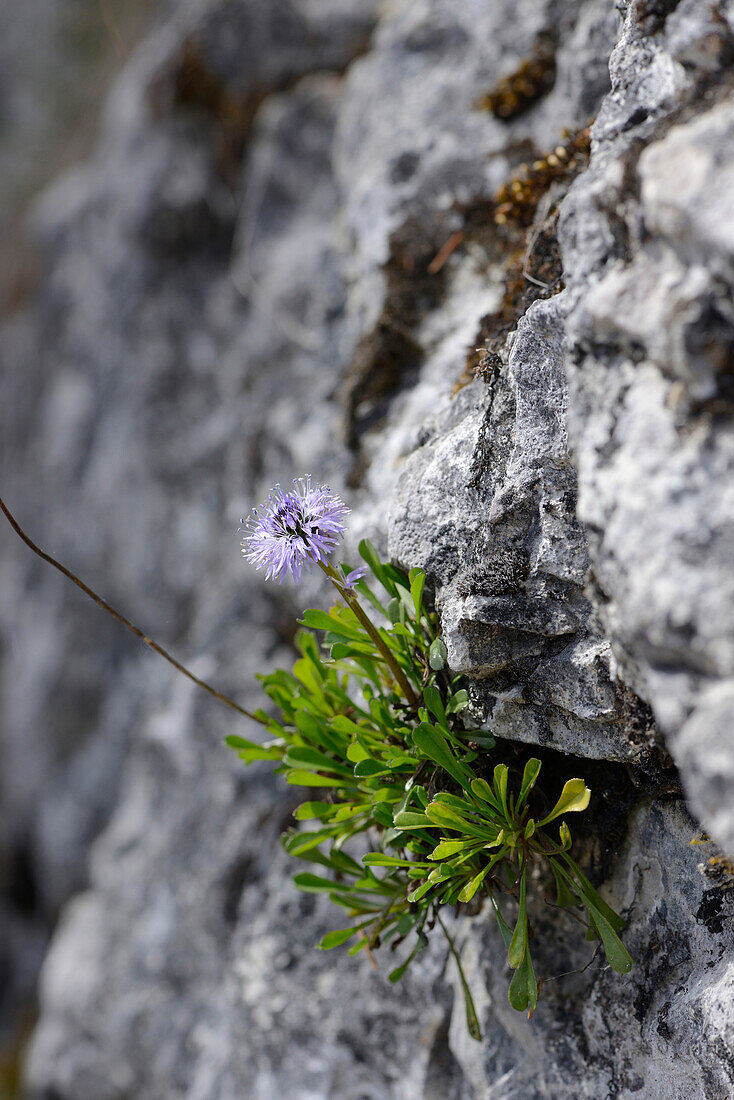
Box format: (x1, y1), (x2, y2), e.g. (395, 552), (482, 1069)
(559, 0), (734, 853)
(389, 299), (656, 765)
(1, 0), (733, 1096)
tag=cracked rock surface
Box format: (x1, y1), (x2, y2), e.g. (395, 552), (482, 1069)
(1, 0), (734, 1096)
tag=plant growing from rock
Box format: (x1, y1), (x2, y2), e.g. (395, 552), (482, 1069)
(230, 478), (632, 1037)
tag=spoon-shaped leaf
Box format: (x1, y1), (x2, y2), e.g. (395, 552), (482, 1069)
(409, 568), (425, 622)
(508, 948), (538, 1014)
(458, 850), (505, 903)
(538, 778), (591, 825)
(471, 778), (502, 814)
(428, 637), (448, 670)
(422, 684), (448, 728)
(508, 868), (528, 969)
(516, 758), (542, 812)
(493, 764), (510, 818)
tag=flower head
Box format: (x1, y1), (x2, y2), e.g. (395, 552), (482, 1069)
(241, 477), (349, 583)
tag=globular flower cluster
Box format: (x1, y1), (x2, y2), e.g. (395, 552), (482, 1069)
(241, 476), (349, 583)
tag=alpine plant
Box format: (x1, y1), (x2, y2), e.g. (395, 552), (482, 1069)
(229, 477), (632, 1038)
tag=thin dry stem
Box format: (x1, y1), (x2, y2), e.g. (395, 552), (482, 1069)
(0, 494), (264, 724)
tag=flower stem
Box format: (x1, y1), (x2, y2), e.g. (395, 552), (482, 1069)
(0, 494), (267, 726)
(318, 561), (418, 707)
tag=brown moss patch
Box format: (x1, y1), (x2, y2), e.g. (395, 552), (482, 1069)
(693, 834), (734, 885)
(634, 0), (683, 36)
(491, 127), (591, 230)
(341, 127), (592, 478)
(148, 38), (261, 184)
(474, 33), (557, 121)
(455, 127), (591, 392)
(340, 213), (453, 482)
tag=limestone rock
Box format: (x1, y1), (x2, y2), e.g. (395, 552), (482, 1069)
(0, 0), (732, 1096)
(560, 0), (734, 854)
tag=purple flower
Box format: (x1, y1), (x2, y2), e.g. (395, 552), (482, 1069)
(241, 477), (349, 583)
(343, 567), (366, 590)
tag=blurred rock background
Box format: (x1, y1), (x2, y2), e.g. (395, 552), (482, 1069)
(1, 1), (733, 1097)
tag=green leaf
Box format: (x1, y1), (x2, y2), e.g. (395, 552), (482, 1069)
(293, 657), (326, 698)
(422, 684), (448, 728)
(426, 864), (455, 886)
(319, 927), (360, 950)
(470, 778), (502, 813)
(395, 582), (414, 617)
(539, 778), (591, 825)
(409, 569), (425, 621)
(387, 958), (412, 982)
(425, 802), (495, 840)
(285, 771), (348, 788)
(407, 879), (436, 903)
(353, 759), (391, 778)
(550, 859), (580, 908)
(225, 734), (265, 751)
(383, 749), (416, 768)
(508, 947), (538, 1014)
(388, 933), (428, 982)
(429, 839), (483, 861)
(584, 905), (633, 973)
(300, 608), (364, 641)
(331, 716), (365, 736)
(412, 723), (474, 789)
(346, 742), (371, 763)
(488, 893), (513, 949)
(347, 936), (371, 956)
(458, 852), (504, 903)
(283, 747), (353, 776)
(393, 810), (437, 829)
(236, 745), (284, 763)
(428, 637), (448, 670)
(284, 828), (339, 857)
(352, 577), (390, 616)
(293, 709), (342, 755)
(508, 870), (528, 969)
(493, 764), (510, 818)
(561, 856), (626, 933)
(296, 628), (324, 664)
(294, 801), (333, 820)
(438, 916), (482, 1042)
(554, 862), (631, 972)
(389, 623), (415, 639)
(431, 791), (479, 813)
(361, 854), (423, 868)
(293, 873), (354, 894)
(446, 688), (469, 714)
(358, 539), (390, 592)
(516, 758), (542, 811)
(407, 783), (429, 808)
(462, 734), (497, 752)
(330, 641), (374, 660)
(372, 803), (395, 828)
(225, 735), (283, 763)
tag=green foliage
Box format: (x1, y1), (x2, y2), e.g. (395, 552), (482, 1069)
(227, 541), (631, 1036)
